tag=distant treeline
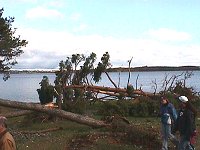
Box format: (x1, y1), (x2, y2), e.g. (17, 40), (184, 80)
(8, 66), (200, 74)
(107, 66), (200, 72)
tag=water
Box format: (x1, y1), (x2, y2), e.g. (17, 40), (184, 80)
(0, 71), (200, 102)
(0, 73), (55, 103)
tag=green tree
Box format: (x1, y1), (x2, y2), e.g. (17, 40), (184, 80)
(55, 53), (97, 102)
(0, 8), (28, 80)
(93, 52), (111, 83)
(37, 76), (54, 105)
(78, 52), (96, 84)
(54, 58), (73, 87)
(93, 52), (117, 88)
(71, 54), (85, 71)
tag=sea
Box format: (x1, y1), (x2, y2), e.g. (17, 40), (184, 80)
(0, 70), (200, 103)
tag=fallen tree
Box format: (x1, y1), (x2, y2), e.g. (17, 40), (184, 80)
(0, 98), (108, 128)
(0, 110), (33, 118)
(65, 85), (160, 98)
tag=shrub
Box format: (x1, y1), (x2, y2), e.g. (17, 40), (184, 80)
(97, 100), (131, 117)
(97, 97), (159, 117)
(37, 76), (54, 105)
(128, 97), (159, 117)
(62, 100), (87, 114)
(63, 88), (74, 102)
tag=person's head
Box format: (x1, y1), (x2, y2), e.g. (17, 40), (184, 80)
(161, 96), (169, 105)
(178, 96), (197, 116)
(178, 95), (188, 109)
(0, 116), (7, 129)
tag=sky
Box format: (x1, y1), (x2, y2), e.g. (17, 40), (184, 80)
(1, 0), (200, 69)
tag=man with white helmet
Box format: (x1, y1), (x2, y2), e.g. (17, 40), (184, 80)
(173, 96), (197, 150)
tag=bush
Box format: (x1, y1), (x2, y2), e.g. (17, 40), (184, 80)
(97, 100), (131, 117)
(62, 100), (87, 114)
(97, 101), (122, 116)
(63, 88), (74, 102)
(37, 76), (54, 105)
(129, 97), (159, 117)
(97, 97), (159, 117)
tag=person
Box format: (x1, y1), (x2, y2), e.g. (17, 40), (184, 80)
(173, 96), (197, 150)
(160, 96), (178, 150)
(0, 116), (16, 150)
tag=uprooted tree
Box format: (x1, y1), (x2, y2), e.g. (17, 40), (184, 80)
(0, 98), (108, 128)
(37, 51), (199, 111)
(51, 52), (128, 108)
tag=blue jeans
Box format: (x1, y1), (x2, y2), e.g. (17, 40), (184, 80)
(161, 123), (179, 150)
(179, 135), (194, 150)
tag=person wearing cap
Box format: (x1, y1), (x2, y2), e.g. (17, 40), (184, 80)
(173, 96), (197, 150)
(0, 116), (16, 150)
(160, 96), (178, 150)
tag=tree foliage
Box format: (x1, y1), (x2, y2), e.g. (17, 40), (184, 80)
(55, 53), (96, 87)
(54, 58), (73, 87)
(93, 52), (111, 83)
(37, 76), (54, 105)
(71, 54), (85, 71)
(0, 8), (28, 80)
(54, 53), (97, 103)
(78, 52), (96, 84)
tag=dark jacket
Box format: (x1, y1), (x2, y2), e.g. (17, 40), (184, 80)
(174, 109), (196, 140)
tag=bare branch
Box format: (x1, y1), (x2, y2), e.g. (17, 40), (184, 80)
(127, 57), (133, 85)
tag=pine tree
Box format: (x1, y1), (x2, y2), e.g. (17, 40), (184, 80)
(0, 8), (28, 80)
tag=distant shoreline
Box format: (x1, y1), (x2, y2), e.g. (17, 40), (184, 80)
(107, 66), (200, 72)
(9, 66), (200, 74)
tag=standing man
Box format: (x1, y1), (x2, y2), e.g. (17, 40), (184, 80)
(173, 96), (197, 150)
(160, 96), (178, 150)
(0, 116), (16, 150)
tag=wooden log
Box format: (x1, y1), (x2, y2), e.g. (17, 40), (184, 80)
(0, 110), (33, 118)
(65, 85), (160, 97)
(0, 98), (108, 128)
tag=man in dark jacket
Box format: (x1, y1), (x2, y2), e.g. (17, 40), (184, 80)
(173, 96), (196, 150)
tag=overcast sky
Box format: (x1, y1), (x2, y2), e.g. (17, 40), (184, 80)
(1, 0), (200, 69)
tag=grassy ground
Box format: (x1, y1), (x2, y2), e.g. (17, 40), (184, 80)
(1, 106), (200, 150)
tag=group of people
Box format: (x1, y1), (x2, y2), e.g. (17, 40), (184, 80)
(160, 95), (197, 150)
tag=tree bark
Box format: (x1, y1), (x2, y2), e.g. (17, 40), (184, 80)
(0, 98), (108, 128)
(105, 71), (118, 88)
(127, 57), (133, 85)
(0, 110), (33, 118)
(65, 85), (160, 98)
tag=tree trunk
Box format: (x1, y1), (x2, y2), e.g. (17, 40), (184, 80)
(0, 110), (33, 118)
(105, 71), (118, 88)
(127, 57), (133, 85)
(0, 98), (108, 128)
(65, 85), (160, 98)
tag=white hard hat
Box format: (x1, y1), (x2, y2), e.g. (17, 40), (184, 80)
(178, 96), (188, 103)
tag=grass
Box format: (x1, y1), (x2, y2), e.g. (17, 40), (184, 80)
(1, 106), (200, 150)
